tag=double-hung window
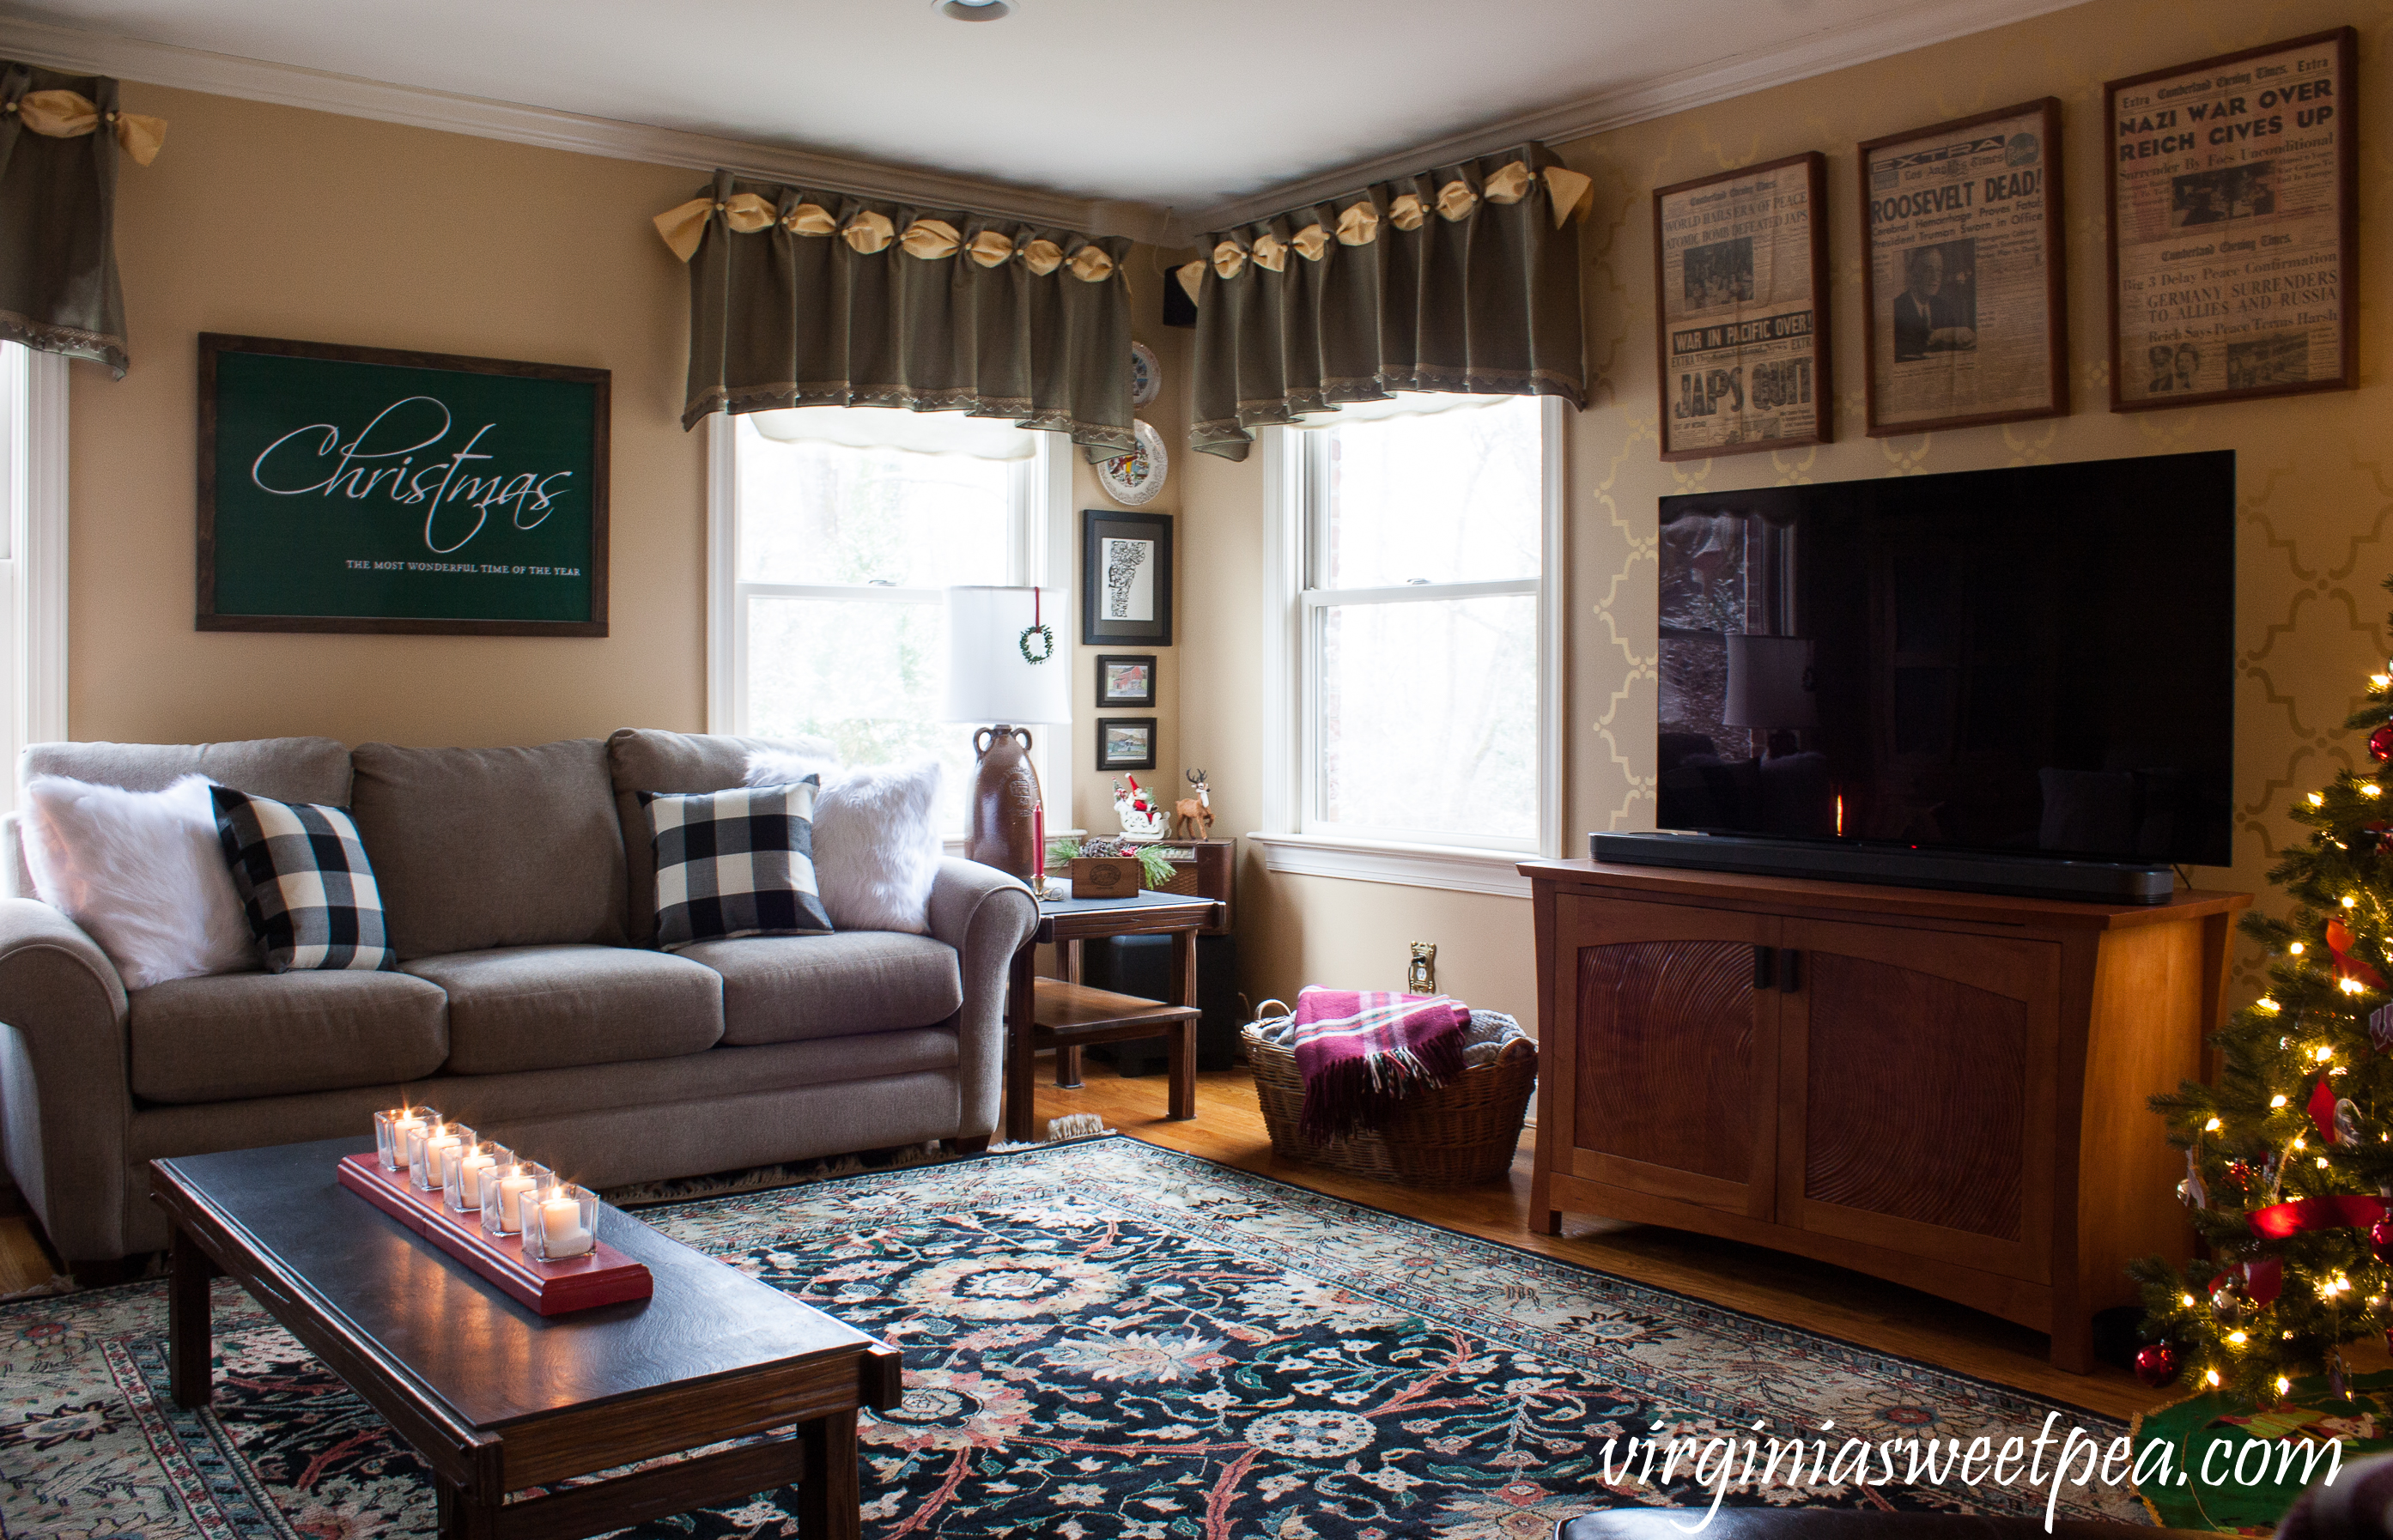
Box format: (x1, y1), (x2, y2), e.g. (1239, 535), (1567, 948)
(0, 341), (65, 820)
(1264, 393), (1563, 880)
(714, 409), (1066, 836)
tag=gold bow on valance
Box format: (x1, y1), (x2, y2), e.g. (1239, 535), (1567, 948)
(1174, 158), (1592, 305)
(5, 88), (167, 166)
(653, 191), (1121, 285)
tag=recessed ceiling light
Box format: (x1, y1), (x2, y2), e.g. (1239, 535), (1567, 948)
(936, 0), (1012, 17)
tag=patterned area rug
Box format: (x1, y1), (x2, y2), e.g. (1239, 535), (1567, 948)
(1, 1137), (2145, 1537)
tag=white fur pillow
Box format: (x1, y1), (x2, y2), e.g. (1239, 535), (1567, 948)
(744, 750), (944, 933)
(21, 773), (258, 988)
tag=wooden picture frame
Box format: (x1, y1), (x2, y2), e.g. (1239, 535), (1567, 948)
(1096, 653), (1158, 707)
(1096, 717), (1158, 771)
(2105, 28), (2358, 412)
(1653, 151), (1831, 461)
(1861, 100), (2068, 437)
(1081, 508), (1173, 646)
(198, 334), (610, 635)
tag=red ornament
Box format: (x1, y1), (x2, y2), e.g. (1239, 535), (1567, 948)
(2135, 1343), (2181, 1388)
(2329, 917), (2388, 990)
(2372, 724), (2393, 763)
(2312, 1076), (2344, 1143)
(2372, 1217), (2393, 1264)
(2224, 1159), (2253, 1190)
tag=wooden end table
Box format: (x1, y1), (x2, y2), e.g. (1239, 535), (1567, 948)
(1004, 888), (1219, 1142)
(152, 1139), (901, 1540)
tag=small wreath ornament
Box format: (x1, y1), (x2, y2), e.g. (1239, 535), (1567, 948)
(1018, 622), (1055, 664)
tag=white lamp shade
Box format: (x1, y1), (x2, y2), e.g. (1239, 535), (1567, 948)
(1722, 634), (1819, 729)
(943, 585), (1071, 725)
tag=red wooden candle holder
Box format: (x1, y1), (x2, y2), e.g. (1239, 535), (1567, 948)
(336, 1154), (653, 1315)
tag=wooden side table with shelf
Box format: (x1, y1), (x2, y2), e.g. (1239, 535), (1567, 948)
(1004, 889), (1220, 1142)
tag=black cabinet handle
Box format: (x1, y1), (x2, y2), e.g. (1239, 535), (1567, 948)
(1752, 944), (1774, 990)
(1779, 948), (1801, 992)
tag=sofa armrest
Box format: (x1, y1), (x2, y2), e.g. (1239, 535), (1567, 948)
(0, 896), (134, 1262)
(926, 858), (1038, 1142)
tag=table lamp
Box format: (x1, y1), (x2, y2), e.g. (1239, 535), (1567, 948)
(944, 585), (1071, 884)
(1723, 634), (1818, 758)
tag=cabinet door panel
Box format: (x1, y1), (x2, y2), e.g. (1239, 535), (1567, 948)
(1558, 895), (1777, 1218)
(1778, 919), (2057, 1282)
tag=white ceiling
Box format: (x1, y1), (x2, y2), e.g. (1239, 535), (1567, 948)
(0, 0), (2084, 228)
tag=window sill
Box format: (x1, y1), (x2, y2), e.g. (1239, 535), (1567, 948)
(1244, 832), (1534, 898)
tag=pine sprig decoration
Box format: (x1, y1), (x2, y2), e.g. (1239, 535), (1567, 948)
(2134, 582), (2393, 1408)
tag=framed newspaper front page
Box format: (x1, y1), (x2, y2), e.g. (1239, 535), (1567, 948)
(1860, 100), (2067, 436)
(2106, 28), (2357, 411)
(1653, 152), (1831, 461)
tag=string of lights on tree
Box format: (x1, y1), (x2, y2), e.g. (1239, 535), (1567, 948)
(2133, 589), (2393, 1408)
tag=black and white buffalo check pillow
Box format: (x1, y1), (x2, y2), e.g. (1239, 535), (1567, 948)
(641, 780), (832, 949)
(209, 785), (397, 973)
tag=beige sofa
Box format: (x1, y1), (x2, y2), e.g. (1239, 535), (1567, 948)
(0, 729), (1038, 1269)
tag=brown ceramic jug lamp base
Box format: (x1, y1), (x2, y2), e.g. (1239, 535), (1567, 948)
(967, 724), (1042, 881)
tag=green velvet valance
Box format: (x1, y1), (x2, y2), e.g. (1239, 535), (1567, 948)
(0, 62), (167, 375)
(658, 169), (1134, 452)
(1181, 141), (1593, 460)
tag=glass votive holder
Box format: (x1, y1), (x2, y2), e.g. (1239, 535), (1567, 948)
(409, 1121), (472, 1194)
(445, 1141), (510, 1215)
(524, 1183), (598, 1261)
(375, 1106), (431, 1174)
(481, 1161), (551, 1240)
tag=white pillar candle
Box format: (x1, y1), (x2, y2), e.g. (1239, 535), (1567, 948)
(539, 1192), (586, 1256)
(421, 1131), (459, 1188)
(496, 1168), (537, 1229)
(388, 1113), (423, 1167)
(457, 1152), (495, 1207)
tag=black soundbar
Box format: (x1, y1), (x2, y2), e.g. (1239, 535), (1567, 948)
(1590, 830), (2175, 905)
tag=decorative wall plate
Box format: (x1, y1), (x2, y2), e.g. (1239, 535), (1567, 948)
(1096, 419), (1168, 506)
(1130, 341), (1160, 406)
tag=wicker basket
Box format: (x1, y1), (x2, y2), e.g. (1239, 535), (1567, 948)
(1242, 1005), (1536, 1187)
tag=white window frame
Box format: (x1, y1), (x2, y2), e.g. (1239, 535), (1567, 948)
(704, 415), (1073, 841)
(0, 343), (69, 822)
(1248, 396), (1565, 898)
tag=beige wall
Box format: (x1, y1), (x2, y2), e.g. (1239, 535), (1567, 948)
(1178, 0), (2393, 1022)
(75, 85), (708, 749)
(65, 82), (1182, 843)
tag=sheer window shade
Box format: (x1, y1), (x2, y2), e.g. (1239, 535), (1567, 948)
(1181, 142), (1592, 461)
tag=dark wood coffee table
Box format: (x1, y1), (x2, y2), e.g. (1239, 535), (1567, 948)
(151, 1139), (901, 1540)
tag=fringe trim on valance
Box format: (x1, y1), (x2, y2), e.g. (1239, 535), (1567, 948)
(0, 306), (125, 376)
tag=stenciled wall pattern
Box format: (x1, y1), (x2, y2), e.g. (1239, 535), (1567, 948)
(1553, 0), (2393, 991)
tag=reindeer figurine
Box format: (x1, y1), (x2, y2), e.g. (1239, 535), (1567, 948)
(1170, 769), (1214, 841)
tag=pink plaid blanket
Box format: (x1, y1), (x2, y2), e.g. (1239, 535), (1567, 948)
(1291, 986), (1467, 1139)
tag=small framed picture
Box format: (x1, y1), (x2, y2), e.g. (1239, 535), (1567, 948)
(1082, 508), (1173, 646)
(1096, 717), (1157, 771)
(1096, 653), (1157, 707)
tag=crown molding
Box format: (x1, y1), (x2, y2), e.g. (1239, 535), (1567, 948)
(1184, 0), (2096, 234)
(0, 15), (1181, 243)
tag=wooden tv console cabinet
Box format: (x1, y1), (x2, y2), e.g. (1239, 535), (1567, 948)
(1521, 858), (2249, 1372)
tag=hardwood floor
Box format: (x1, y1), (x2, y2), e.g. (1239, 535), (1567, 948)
(0, 1059), (2252, 1423)
(1029, 1055), (2185, 1422)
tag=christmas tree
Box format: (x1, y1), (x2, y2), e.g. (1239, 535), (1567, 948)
(2133, 590), (2393, 1407)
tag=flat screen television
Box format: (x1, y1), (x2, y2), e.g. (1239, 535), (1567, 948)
(1653, 450), (2235, 871)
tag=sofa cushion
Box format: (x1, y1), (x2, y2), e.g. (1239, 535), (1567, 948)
(22, 736), (354, 804)
(606, 729), (835, 948)
(211, 786), (397, 973)
(350, 740), (628, 961)
(403, 944), (723, 1075)
(130, 969), (448, 1104)
(679, 932), (963, 1046)
(644, 783), (833, 948)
